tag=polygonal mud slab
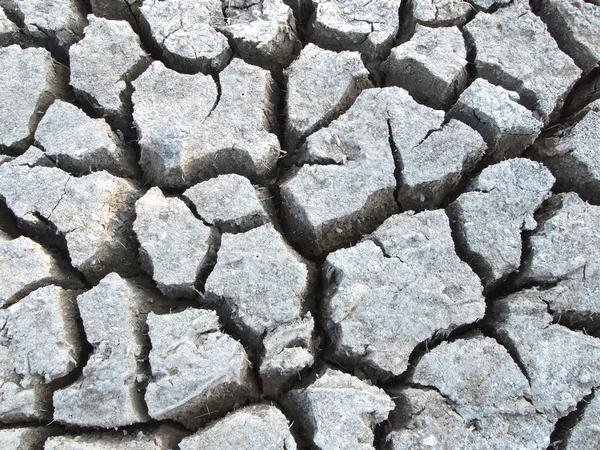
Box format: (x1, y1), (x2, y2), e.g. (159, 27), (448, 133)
(403, 0), (473, 29)
(134, 187), (214, 297)
(283, 368), (394, 450)
(563, 391), (600, 450)
(323, 210), (484, 378)
(531, 109), (600, 204)
(396, 119), (485, 211)
(410, 335), (554, 449)
(69, 15), (150, 125)
(0, 7), (19, 46)
(0, 427), (56, 450)
(536, 0), (600, 74)
(0, 45), (66, 150)
(219, 0), (300, 70)
(45, 425), (186, 450)
(308, 0), (401, 69)
(489, 292), (600, 422)
(183, 174), (270, 233)
(0, 235), (79, 307)
(383, 25), (467, 110)
(0, 285), (81, 423)
(139, 0), (230, 74)
(133, 59), (280, 188)
(179, 404), (297, 450)
(0, 165), (139, 282)
(0, 0), (86, 57)
(284, 43), (372, 151)
(53, 273), (155, 428)
(447, 158), (555, 292)
(449, 78), (544, 162)
(205, 223), (314, 345)
(35, 100), (137, 177)
(464, 3), (581, 123)
(280, 87), (444, 256)
(145, 308), (258, 429)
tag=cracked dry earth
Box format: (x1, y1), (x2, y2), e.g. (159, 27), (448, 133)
(1, 0), (600, 449)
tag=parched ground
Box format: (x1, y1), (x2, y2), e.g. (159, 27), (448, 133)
(0, 0), (600, 449)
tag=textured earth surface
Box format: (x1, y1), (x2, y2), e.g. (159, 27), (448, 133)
(0, 0), (599, 449)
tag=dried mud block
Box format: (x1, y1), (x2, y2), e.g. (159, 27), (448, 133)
(449, 79), (543, 162)
(35, 100), (137, 177)
(283, 368), (394, 450)
(89, 0), (139, 25)
(53, 273), (155, 427)
(447, 158), (554, 291)
(0, 165), (139, 281)
(219, 0), (300, 70)
(284, 44), (371, 151)
(405, 0), (472, 28)
(280, 87), (444, 256)
(260, 314), (314, 397)
(564, 391), (600, 450)
(205, 223), (313, 344)
(179, 404), (297, 450)
(397, 119), (485, 211)
(45, 425), (186, 450)
(183, 174), (269, 233)
(69, 15), (150, 125)
(383, 25), (467, 110)
(0, 427), (55, 450)
(145, 308), (257, 429)
(489, 292), (600, 421)
(133, 59), (280, 188)
(309, 0), (401, 67)
(0, 286), (81, 423)
(0, 235), (78, 307)
(411, 335), (554, 449)
(531, 110), (600, 204)
(0, 45), (66, 150)
(134, 187), (214, 297)
(464, 4), (581, 123)
(139, 0), (230, 73)
(0, 7), (19, 46)
(537, 0), (600, 74)
(323, 210), (484, 378)
(0, 0), (86, 55)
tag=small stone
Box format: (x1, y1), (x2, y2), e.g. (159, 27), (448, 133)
(0, 45), (66, 150)
(35, 100), (137, 177)
(537, 0), (600, 74)
(0, 165), (139, 282)
(179, 404), (297, 450)
(139, 0), (230, 73)
(323, 210), (484, 378)
(0, 285), (81, 423)
(133, 59), (280, 188)
(447, 158), (554, 291)
(564, 392), (600, 450)
(383, 25), (468, 110)
(489, 291), (600, 421)
(407, 336), (553, 449)
(448, 78), (544, 162)
(134, 187), (214, 297)
(144, 308), (257, 429)
(283, 368), (394, 450)
(0, 7), (18, 46)
(284, 44), (372, 150)
(397, 119), (485, 211)
(0, 235), (78, 307)
(406, 0), (473, 27)
(219, 0), (300, 70)
(53, 273), (154, 427)
(464, 4), (581, 123)
(280, 87), (444, 256)
(205, 223), (313, 346)
(531, 110), (600, 204)
(183, 174), (269, 233)
(309, 0), (402, 68)
(0, 427), (55, 450)
(69, 15), (150, 124)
